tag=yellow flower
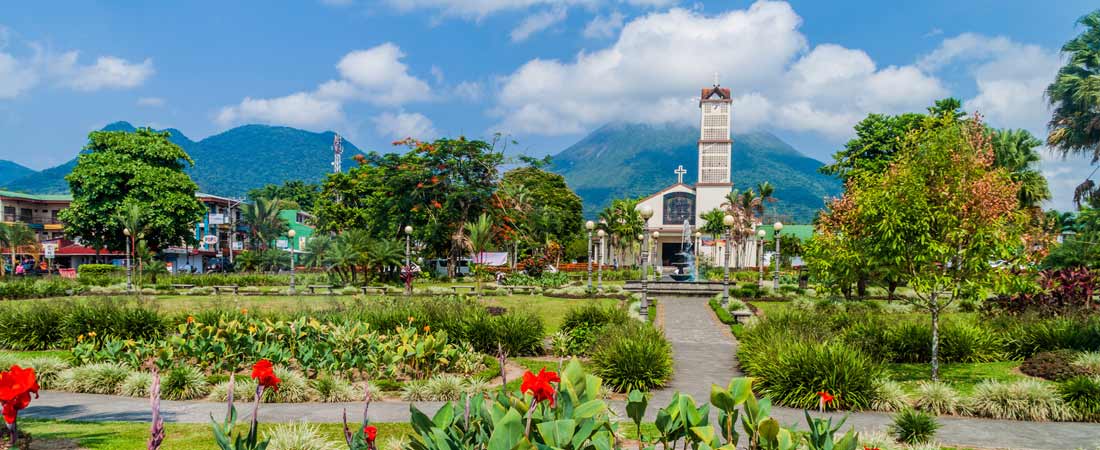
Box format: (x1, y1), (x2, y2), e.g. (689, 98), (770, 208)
(423, 325), (431, 333)
(87, 331), (97, 338)
(248, 325), (257, 334)
(407, 316), (415, 323)
(76, 334), (84, 342)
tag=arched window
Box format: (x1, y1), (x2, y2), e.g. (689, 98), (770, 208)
(663, 192), (695, 225)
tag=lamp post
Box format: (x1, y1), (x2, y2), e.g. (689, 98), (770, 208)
(722, 214), (734, 306)
(287, 229), (297, 295)
(693, 231), (701, 281)
(636, 233), (644, 267)
(637, 205), (654, 320)
(651, 231), (660, 279)
(597, 229), (606, 290)
(757, 228), (767, 288)
(123, 227), (132, 291)
(585, 220), (595, 290)
(404, 225), (413, 296)
(773, 221), (784, 290)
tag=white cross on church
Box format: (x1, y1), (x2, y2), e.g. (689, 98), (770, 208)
(674, 165), (687, 184)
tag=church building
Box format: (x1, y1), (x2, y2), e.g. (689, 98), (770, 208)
(634, 80), (762, 269)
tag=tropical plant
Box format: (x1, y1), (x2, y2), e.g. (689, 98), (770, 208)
(243, 197), (289, 250)
(463, 213), (495, 294)
(300, 235), (332, 270)
(889, 409), (939, 445)
(990, 128), (1050, 208)
(1046, 10), (1100, 206)
(969, 379), (1072, 421)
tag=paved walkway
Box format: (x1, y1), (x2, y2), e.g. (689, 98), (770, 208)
(22, 295), (1100, 449)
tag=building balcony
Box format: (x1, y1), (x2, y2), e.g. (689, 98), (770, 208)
(2, 214), (61, 225)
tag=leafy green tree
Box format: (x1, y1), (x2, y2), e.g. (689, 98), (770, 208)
(300, 235), (331, 269)
(60, 128), (206, 252)
(1046, 11), (1100, 206)
(501, 165), (584, 253)
(0, 223), (36, 276)
(464, 213), (495, 293)
(598, 198), (643, 268)
(820, 117), (1038, 380)
(247, 180), (321, 212)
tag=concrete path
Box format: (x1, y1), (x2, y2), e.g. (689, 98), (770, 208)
(22, 295), (1100, 450)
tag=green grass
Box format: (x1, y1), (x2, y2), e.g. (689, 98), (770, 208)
(480, 295), (620, 333)
(0, 349), (69, 360)
(21, 419), (413, 450)
(885, 361), (1031, 393)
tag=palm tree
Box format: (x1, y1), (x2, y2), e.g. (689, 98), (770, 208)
(115, 204), (143, 285)
(339, 229), (372, 282)
(756, 182), (775, 222)
(464, 213), (495, 295)
(1047, 11), (1100, 205)
(364, 239), (404, 282)
(300, 235), (332, 269)
(323, 237), (359, 284)
(242, 198), (288, 249)
(0, 223), (36, 276)
(991, 128), (1051, 208)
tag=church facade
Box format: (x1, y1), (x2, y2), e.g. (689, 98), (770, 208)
(634, 82), (763, 269)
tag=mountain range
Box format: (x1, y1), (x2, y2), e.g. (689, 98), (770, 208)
(2, 121), (838, 222)
(550, 123), (840, 222)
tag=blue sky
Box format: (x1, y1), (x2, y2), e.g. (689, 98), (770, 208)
(0, 0), (1096, 210)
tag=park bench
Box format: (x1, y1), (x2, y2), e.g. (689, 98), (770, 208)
(307, 285), (335, 295)
(212, 285), (239, 295)
(451, 285), (476, 294)
(730, 310), (753, 324)
(502, 285), (537, 295)
(360, 286), (388, 296)
(170, 284), (195, 290)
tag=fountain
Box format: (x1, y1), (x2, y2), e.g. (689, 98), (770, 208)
(669, 219), (696, 282)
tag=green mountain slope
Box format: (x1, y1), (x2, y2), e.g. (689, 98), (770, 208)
(2, 122), (360, 196)
(0, 160), (36, 186)
(549, 122), (840, 222)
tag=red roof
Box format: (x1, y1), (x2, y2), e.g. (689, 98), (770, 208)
(701, 86), (731, 100)
(54, 243), (124, 256)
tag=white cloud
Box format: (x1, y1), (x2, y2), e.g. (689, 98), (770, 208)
(455, 81), (484, 101)
(136, 97), (165, 107)
(511, 6), (568, 42)
(583, 11), (624, 39)
(0, 52), (38, 98)
(55, 55), (154, 91)
(372, 111), (439, 139)
(217, 92), (344, 129)
(492, 2), (944, 138)
(216, 42), (443, 129)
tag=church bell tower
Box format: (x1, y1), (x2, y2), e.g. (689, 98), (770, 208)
(694, 78), (733, 224)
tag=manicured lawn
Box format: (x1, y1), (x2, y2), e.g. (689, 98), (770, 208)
(0, 349), (69, 360)
(21, 419), (413, 450)
(481, 295), (621, 333)
(885, 361), (1031, 393)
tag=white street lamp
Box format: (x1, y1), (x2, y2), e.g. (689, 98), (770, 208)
(597, 229), (606, 290)
(287, 229), (297, 295)
(404, 225), (414, 296)
(773, 221), (784, 290)
(757, 228), (767, 288)
(585, 220), (596, 290)
(693, 231), (702, 280)
(123, 227), (132, 291)
(721, 214), (735, 305)
(636, 204), (654, 320)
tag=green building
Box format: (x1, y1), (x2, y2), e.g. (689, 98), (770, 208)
(273, 209), (314, 252)
(755, 223), (814, 241)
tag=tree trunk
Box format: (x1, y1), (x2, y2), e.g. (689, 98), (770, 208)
(887, 279), (898, 301)
(856, 277), (868, 299)
(930, 294), (941, 381)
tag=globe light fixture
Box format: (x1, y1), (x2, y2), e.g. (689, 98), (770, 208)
(773, 221), (784, 290)
(404, 225), (414, 295)
(404, 225), (413, 234)
(585, 220), (596, 231)
(723, 214), (735, 226)
(638, 204), (654, 220)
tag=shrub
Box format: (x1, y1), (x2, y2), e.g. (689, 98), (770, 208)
(401, 380), (431, 401)
(209, 377), (257, 402)
(1072, 351), (1100, 374)
(747, 339), (883, 410)
(0, 302), (69, 349)
(60, 299), (168, 344)
(560, 303), (629, 332)
(589, 322), (673, 392)
(78, 264), (121, 276)
(1059, 376), (1100, 422)
(264, 368), (310, 403)
(969, 379), (1072, 421)
(59, 363), (131, 394)
(121, 371), (152, 397)
(887, 322), (931, 364)
(842, 319), (894, 362)
(912, 381), (967, 416)
(889, 409), (939, 445)
(460, 311), (544, 356)
(887, 320), (1002, 363)
(162, 365), (210, 400)
(25, 356), (69, 390)
(1002, 316), (1100, 359)
(871, 379), (909, 412)
(310, 375), (359, 402)
(264, 421), (342, 450)
(1020, 350), (1089, 381)
(424, 374), (466, 401)
(727, 298), (748, 312)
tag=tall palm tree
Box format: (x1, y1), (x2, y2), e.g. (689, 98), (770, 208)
(991, 128), (1051, 208)
(756, 182), (775, 222)
(464, 213), (495, 295)
(300, 235), (332, 269)
(242, 198), (288, 249)
(1047, 11), (1100, 205)
(323, 237), (359, 284)
(0, 223), (36, 276)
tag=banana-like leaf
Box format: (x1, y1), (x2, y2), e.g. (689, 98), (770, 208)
(487, 409), (525, 450)
(536, 419), (576, 447)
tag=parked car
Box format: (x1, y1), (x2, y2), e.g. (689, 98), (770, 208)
(205, 257), (235, 273)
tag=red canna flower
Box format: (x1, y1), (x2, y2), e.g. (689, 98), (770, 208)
(817, 391), (835, 404)
(0, 365), (39, 425)
(520, 368), (560, 406)
(251, 359), (281, 392)
(364, 424), (377, 442)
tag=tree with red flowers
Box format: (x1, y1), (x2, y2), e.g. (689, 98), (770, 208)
(0, 365), (39, 447)
(817, 116), (1044, 380)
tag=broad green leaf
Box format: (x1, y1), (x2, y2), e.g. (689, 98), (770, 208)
(536, 419), (576, 447)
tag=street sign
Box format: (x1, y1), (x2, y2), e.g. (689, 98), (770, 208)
(42, 244), (56, 259)
(202, 235), (219, 245)
(276, 239), (289, 249)
(208, 214), (226, 225)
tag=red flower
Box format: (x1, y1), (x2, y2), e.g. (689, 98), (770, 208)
(251, 359), (281, 392)
(817, 391), (835, 404)
(864, 447), (881, 450)
(431, 200), (442, 209)
(364, 424), (377, 442)
(416, 182), (424, 188)
(0, 365), (39, 425)
(520, 368), (560, 406)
